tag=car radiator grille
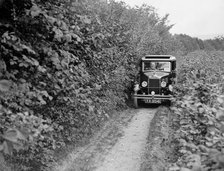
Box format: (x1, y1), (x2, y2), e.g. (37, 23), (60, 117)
(140, 79), (161, 95)
(148, 88), (160, 94)
(149, 79), (160, 87)
(149, 79), (160, 94)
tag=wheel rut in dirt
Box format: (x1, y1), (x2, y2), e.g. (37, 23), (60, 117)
(94, 108), (156, 171)
(53, 108), (157, 171)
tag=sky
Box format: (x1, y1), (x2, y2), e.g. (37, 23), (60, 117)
(116, 0), (224, 39)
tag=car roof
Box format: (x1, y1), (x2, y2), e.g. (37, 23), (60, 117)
(142, 55), (176, 61)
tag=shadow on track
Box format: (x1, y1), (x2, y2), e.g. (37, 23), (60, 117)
(139, 103), (160, 108)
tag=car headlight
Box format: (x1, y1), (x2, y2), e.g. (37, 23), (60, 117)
(161, 81), (167, 87)
(168, 85), (173, 91)
(134, 84), (140, 91)
(141, 81), (148, 87)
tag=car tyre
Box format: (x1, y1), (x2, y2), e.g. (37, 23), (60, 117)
(134, 97), (139, 108)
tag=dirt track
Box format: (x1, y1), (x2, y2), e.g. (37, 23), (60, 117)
(95, 109), (156, 171)
(53, 107), (173, 171)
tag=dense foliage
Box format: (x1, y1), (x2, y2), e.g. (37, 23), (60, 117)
(169, 51), (224, 171)
(174, 34), (224, 53)
(1, 0), (224, 170)
(0, 0), (179, 170)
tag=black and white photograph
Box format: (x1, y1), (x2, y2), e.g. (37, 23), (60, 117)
(0, 0), (224, 170)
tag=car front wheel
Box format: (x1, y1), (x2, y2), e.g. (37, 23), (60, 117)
(134, 97), (138, 108)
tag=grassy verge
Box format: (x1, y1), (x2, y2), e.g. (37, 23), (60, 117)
(141, 106), (179, 171)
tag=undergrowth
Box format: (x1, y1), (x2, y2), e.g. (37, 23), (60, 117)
(0, 0), (178, 170)
(169, 51), (224, 171)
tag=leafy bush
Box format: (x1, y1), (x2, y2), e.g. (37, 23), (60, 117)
(169, 51), (224, 171)
(0, 0), (180, 170)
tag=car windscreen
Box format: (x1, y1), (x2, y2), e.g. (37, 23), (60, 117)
(143, 62), (171, 72)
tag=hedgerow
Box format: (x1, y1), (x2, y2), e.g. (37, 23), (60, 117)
(169, 51), (224, 171)
(0, 0), (179, 170)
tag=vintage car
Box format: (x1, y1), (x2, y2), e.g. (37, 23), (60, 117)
(133, 55), (176, 107)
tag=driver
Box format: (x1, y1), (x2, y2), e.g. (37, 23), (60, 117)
(150, 62), (156, 70)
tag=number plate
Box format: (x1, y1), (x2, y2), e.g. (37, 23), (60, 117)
(145, 99), (161, 103)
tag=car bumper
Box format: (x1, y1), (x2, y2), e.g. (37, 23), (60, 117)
(133, 94), (172, 100)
